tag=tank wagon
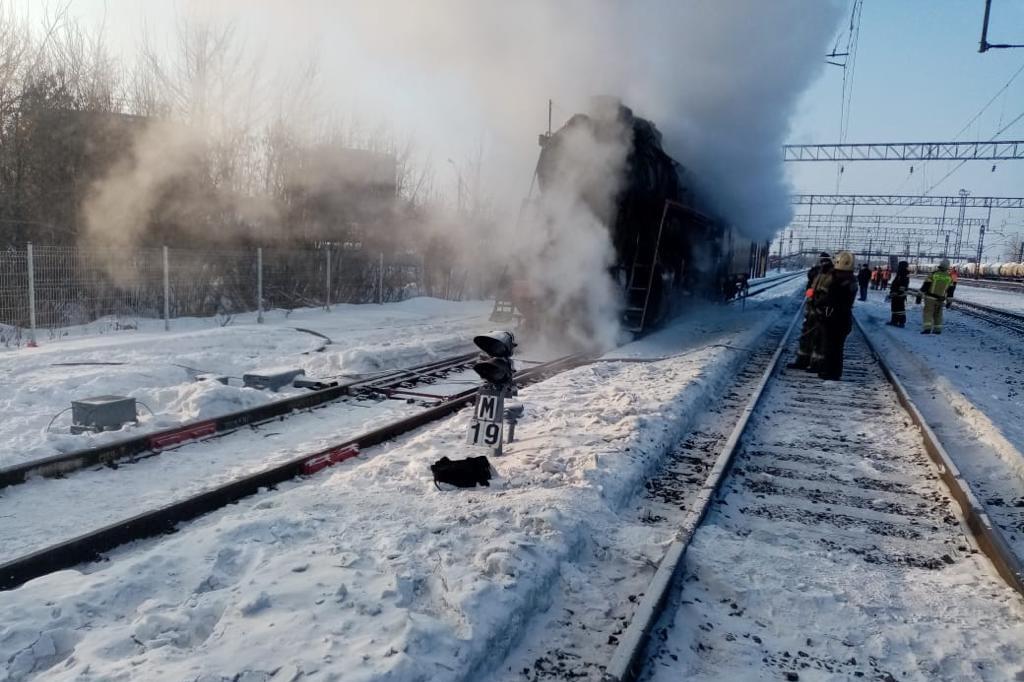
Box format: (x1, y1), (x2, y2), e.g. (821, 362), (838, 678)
(532, 101), (766, 333)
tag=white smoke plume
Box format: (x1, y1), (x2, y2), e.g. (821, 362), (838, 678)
(78, 1), (842, 345)
(283, 0), (843, 348)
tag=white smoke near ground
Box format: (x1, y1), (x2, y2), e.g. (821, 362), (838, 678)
(513, 118), (631, 351)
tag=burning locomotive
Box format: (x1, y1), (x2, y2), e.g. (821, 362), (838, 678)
(505, 99), (767, 335)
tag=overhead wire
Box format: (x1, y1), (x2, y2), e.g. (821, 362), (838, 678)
(890, 56), (1024, 220)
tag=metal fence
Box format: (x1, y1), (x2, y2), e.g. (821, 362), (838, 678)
(0, 243), (430, 346)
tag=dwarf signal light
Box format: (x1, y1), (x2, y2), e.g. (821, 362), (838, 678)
(472, 331), (516, 386)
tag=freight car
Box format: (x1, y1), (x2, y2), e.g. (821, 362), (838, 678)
(532, 99), (766, 333)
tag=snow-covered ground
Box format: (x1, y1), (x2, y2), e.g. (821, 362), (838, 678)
(856, 290), (1024, 557)
(644, 330), (1024, 681)
(0, 294), (799, 681)
(0, 299), (493, 467)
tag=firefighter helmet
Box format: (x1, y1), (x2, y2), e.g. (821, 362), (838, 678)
(835, 251), (855, 271)
(939, 259), (950, 271)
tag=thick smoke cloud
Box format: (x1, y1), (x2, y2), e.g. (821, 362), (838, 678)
(80, 0), (842, 347)
(293, 0), (842, 348)
(315, 0), (844, 239)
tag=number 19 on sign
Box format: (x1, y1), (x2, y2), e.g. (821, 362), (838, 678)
(467, 387), (504, 450)
(467, 419), (502, 447)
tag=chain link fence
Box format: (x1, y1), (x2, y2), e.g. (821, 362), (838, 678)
(0, 243), (432, 346)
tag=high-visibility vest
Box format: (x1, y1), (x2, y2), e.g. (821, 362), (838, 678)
(926, 271), (953, 298)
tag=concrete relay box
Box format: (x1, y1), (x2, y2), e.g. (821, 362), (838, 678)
(71, 395), (138, 434)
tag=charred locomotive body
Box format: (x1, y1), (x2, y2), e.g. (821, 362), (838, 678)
(534, 103), (764, 332)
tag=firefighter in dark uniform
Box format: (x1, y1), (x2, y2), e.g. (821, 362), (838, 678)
(787, 252), (832, 370)
(807, 255), (837, 372)
(857, 264), (871, 301)
(916, 259), (954, 334)
(818, 250), (858, 380)
(886, 261), (910, 327)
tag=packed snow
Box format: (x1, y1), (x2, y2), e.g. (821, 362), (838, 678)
(644, 331), (1024, 681)
(856, 290), (1024, 559)
(0, 295), (798, 681)
(0, 299), (492, 467)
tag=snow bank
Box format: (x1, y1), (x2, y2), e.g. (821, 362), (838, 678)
(0, 299), (492, 466)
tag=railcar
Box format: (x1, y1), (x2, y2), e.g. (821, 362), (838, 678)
(531, 100), (766, 333)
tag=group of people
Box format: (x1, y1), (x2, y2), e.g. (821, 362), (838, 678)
(787, 250), (859, 380)
(868, 266), (891, 291)
(858, 260), (957, 333)
(788, 252), (959, 380)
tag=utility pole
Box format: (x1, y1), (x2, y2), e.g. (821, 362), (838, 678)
(954, 189), (969, 258)
(975, 222), (986, 272)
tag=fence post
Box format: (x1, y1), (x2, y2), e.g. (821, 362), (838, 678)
(26, 242), (37, 346)
(325, 246), (331, 312)
(257, 247), (264, 323)
(162, 246), (170, 331)
(378, 252), (384, 304)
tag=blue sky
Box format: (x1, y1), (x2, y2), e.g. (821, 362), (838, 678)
(786, 1), (1024, 256)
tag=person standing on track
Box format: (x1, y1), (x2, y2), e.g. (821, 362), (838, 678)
(857, 263), (871, 301)
(916, 258), (954, 334)
(787, 252), (831, 370)
(807, 255), (837, 373)
(818, 250), (858, 380)
(887, 260), (910, 327)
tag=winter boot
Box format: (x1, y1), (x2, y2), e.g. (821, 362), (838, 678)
(921, 329), (932, 334)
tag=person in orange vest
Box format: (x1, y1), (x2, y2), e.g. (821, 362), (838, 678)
(881, 266), (891, 289)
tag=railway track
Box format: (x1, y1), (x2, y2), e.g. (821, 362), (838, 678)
(956, 278), (1024, 294)
(951, 298), (1024, 335)
(735, 270), (805, 301)
(0, 351), (480, 489)
(590, 315), (1024, 681)
(0, 352), (589, 591)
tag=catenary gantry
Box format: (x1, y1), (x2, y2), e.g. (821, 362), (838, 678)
(783, 140), (1024, 162)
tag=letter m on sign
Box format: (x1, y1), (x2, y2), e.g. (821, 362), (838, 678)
(475, 390), (502, 422)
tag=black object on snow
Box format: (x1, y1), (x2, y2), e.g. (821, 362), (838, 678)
(431, 456), (492, 489)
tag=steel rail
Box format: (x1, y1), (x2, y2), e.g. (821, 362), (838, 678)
(601, 307), (802, 682)
(855, 316), (1024, 595)
(0, 352), (478, 490)
(951, 299), (1024, 334)
(0, 353), (590, 591)
(602, 312), (1024, 682)
(736, 270), (805, 300)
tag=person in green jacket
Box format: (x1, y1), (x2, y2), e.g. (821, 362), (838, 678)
(916, 259), (954, 334)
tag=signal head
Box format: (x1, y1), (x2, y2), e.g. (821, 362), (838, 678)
(473, 331), (516, 358)
(473, 357), (513, 385)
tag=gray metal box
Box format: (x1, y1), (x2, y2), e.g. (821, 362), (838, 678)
(71, 395), (138, 433)
(242, 367), (306, 392)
